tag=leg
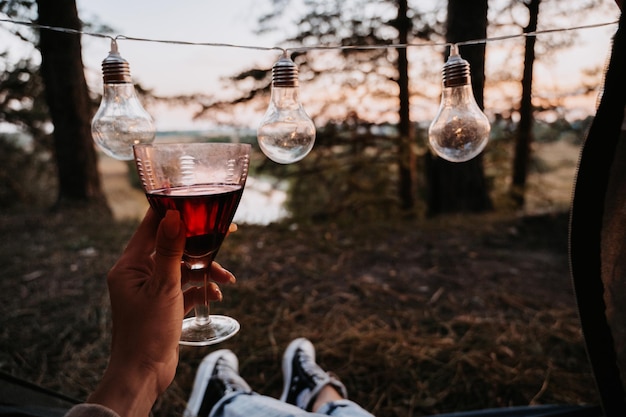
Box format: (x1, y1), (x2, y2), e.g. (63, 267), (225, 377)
(184, 341), (376, 417)
(281, 338), (375, 417)
(215, 393), (315, 417)
(183, 350), (313, 417)
(183, 350), (253, 417)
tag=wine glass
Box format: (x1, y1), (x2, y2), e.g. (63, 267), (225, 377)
(133, 142), (251, 346)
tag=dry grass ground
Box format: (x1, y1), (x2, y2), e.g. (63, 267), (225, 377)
(0, 205), (599, 416)
(0, 139), (600, 416)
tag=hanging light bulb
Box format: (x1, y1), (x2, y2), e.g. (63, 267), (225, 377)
(257, 51), (315, 164)
(428, 44), (490, 163)
(91, 39), (156, 161)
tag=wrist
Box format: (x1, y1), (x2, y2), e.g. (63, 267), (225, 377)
(87, 363), (161, 417)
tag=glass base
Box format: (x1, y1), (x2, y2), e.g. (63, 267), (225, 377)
(179, 315), (240, 346)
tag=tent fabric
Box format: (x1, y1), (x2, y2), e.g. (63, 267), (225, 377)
(569, 8), (626, 417)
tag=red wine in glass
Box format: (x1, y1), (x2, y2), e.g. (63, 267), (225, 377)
(146, 184), (244, 270)
(133, 141), (250, 346)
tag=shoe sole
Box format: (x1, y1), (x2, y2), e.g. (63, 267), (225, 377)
(184, 349), (238, 417)
(279, 337), (314, 403)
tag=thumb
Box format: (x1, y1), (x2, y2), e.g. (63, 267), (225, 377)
(152, 210), (186, 292)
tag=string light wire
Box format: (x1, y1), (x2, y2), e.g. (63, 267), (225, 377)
(0, 16), (618, 54)
(1, 15), (617, 164)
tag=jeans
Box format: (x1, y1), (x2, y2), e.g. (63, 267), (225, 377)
(210, 392), (375, 417)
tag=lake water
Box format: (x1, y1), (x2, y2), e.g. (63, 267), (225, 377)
(99, 156), (289, 225)
(232, 176), (290, 225)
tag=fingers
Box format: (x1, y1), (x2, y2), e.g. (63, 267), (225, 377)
(151, 210), (186, 293)
(183, 283), (223, 314)
(210, 261), (237, 284)
(180, 263), (235, 314)
(181, 262), (236, 286)
(108, 208), (161, 281)
(123, 208), (161, 260)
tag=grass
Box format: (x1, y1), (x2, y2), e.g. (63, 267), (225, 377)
(0, 206), (600, 416)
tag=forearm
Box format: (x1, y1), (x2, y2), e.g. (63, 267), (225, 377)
(86, 364), (161, 417)
(65, 403), (120, 417)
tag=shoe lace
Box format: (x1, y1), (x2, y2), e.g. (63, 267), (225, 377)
(215, 359), (241, 394)
(296, 348), (327, 386)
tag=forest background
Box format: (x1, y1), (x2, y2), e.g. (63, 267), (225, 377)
(0, 0), (623, 416)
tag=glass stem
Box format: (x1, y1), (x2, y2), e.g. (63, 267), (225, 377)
(194, 303), (212, 325)
(194, 268), (212, 325)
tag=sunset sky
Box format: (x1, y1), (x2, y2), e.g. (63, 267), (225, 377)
(69, 1), (622, 130)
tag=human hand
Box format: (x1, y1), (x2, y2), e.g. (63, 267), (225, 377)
(87, 208), (235, 417)
(181, 222), (238, 312)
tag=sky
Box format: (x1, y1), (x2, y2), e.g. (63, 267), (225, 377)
(75, 0), (285, 130)
(78, 0), (280, 93)
(2, 1), (622, 130)
(74, 0), (622, 130)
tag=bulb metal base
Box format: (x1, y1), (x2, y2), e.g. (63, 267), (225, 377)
(272, 54), (299, 88)
(442, 48), (471, 88)
(102, 39), (132, 84)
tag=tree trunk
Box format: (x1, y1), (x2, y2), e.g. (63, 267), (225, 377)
(425, 0), (492, 215)
(36, 0), (109, 211)
(510, 0), (540, 207)
(395, 0), (417, 212)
